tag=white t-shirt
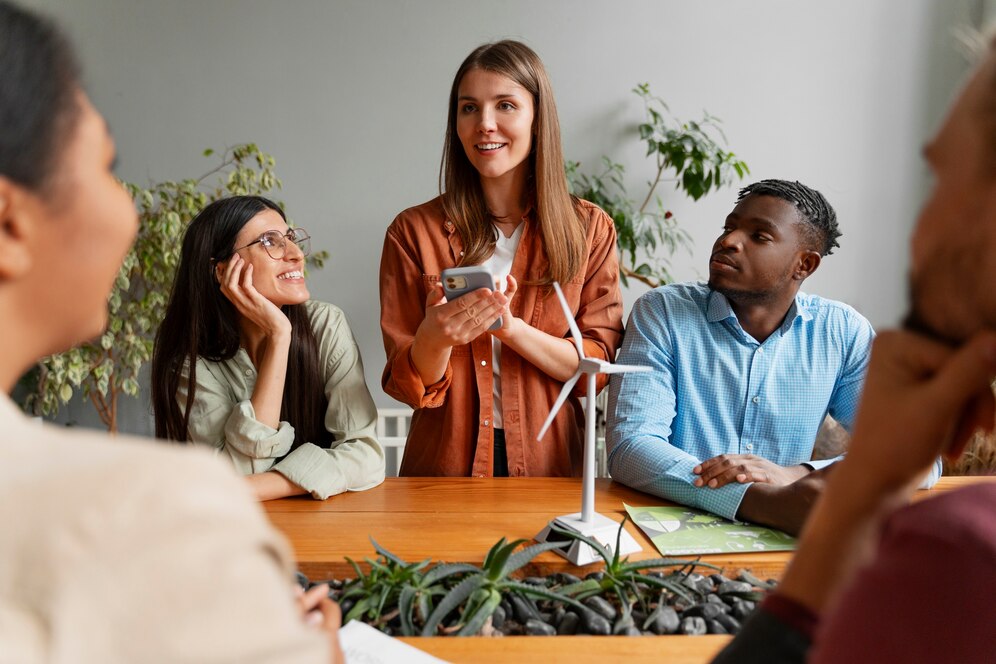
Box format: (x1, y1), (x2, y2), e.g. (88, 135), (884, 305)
(480, 222), (524, 429)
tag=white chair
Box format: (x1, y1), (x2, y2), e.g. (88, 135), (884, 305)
(376, 407), (413, 477)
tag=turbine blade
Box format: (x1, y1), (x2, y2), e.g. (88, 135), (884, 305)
(553, 282), (585, 358)
(600, 363), (653, 374)
(537, 372), (580, 441)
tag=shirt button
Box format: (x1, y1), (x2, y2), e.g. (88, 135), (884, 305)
(245, 370), (252, 376)
(757, 347), (764, 354)
(746, 443), (753, 450)
(460, 251), (465, 256)
(483, 419), (490, 426)
(481, 360), (487, 366)
(752, 396), (760, 404)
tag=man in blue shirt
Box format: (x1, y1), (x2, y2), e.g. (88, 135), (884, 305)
(607, 179), (941, 534)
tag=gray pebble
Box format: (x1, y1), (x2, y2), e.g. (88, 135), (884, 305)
(709, 574), (731, 586)
(557, 611), (580, 635)
(580, 609), (611, 635)
(715, 613), (741, 633)
(491, 605), (506, 630)
(705, 593), (728, 607)
(551, 606), (566, 628)
(584, 596), (617, 621)
(647, 605), (680, 635)
(585, 571), (606, 582)
(555, 572), (582, 585)
(684, 603), (726, 620)
(510, 595), (539, 623)
(731, 600), (756, 622)
(525, 619), (556, 636)
(706, 619), (729, 635)
(523, 576), (548, 586)
(718, 581), (754, 595)
(680, 616), (708, 635)
(294, 571), (309, 590)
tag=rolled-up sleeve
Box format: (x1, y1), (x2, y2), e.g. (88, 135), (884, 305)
(272, 303), (385, 499)
(179, 361), (294, 475)
(379, 224), (454, 408)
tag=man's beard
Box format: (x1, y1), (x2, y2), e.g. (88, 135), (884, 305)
(708, 278), (781, 306)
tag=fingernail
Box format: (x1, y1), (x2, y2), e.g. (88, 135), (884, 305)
(708, 479), (717, 488)
(306, 610), (322, 627)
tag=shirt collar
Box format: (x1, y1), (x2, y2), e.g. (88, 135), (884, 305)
(706, 289), (813, 335)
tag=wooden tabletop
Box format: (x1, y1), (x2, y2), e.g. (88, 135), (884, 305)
(264, 475), (989, 580)
(264, 475), (991, 663)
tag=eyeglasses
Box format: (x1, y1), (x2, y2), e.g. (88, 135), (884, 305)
(231, 228), (311, 260)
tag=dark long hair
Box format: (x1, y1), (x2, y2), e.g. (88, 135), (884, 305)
(0, 0), (81, 193)
(151, 195), (332, 450)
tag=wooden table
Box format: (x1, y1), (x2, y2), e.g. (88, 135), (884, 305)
(264, 475), (991, 663)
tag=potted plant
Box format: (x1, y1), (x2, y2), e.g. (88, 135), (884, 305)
(568, 83), (750, 288)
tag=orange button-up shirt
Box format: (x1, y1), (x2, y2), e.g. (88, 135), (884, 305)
(379, 196), (624, 477)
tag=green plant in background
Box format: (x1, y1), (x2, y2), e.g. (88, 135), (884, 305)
(16, 144), (328, 431)
(568, 83), (750, 287)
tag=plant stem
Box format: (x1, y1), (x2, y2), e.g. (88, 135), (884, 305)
(621, 266), (660, 289)
(637, 158), (667, 215)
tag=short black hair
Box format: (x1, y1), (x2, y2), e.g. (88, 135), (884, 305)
(0, 0), (81, 192)
(736, 179), (840, 256)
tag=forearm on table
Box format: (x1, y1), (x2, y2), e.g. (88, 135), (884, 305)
(610, 437), (749, 520)
(494, 319), (579, 382)
(244, 470), (308, 501)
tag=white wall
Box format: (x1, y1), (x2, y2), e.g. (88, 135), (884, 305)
(25, 0), (979, 434)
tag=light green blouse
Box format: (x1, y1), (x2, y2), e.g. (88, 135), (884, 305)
(178, 300), (384, 499)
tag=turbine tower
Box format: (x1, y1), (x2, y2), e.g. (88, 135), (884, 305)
(534, 283), (650, 565)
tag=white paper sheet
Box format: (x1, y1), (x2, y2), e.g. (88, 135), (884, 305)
(340, 620), (451, 664)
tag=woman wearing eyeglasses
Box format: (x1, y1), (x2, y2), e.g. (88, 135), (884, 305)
(152, 195), (384, 501)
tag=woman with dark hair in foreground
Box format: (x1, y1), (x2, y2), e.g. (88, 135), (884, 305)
(0, 2), (340, 660)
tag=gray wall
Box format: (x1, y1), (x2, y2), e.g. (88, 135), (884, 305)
(26, 0), (979, 434)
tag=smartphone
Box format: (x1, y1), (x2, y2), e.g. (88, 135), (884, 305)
(440, 266), (502, 331)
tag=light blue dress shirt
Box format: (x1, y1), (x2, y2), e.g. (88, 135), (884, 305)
(607, 283), (940, 521)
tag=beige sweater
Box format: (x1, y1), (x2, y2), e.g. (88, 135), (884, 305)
(0, 395), (327, 663)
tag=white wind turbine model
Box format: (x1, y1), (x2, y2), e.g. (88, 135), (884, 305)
(534, 283), (651, 565)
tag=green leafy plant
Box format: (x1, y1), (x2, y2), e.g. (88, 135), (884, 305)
(340, 538), (478, 635)
(568, 83), (750, 287)
(554, 516), (723, 617)
(16, 144), (327, 431)
(420, 537), (588, 637)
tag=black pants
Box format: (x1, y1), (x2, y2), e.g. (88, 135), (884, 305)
(493, 428), (509, 477)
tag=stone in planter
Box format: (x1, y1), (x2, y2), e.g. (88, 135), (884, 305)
(525, 619), (556, 636)
(646, 605), (680, 635)
(584, 596), (617, 621)
(557, 611), (580, 635)
(680, 616), (708, 635)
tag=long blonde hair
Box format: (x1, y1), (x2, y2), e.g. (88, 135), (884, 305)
(439, 40), (586, 284)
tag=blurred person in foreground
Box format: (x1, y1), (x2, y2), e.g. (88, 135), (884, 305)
(0, 2), (341, 661)
(714, 33), (996, 664)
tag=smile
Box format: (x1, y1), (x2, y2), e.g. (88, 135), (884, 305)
(277, 271), (304, 280)
(475, 142), (506, 153)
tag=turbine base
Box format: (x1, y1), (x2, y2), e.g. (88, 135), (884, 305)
(534, 511), (643, 566)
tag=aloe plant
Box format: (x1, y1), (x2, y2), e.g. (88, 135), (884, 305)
(553, 516), (721, 616)
(420, 538), (589, 637)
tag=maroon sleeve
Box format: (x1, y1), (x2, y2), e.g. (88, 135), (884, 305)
(811, 484), (996, 664)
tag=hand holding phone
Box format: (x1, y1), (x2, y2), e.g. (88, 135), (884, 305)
(441, 266), (503, 332)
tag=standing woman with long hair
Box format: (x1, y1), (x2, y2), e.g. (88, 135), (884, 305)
(153, 195), (384, 501)
(380, 40), (624, 477)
